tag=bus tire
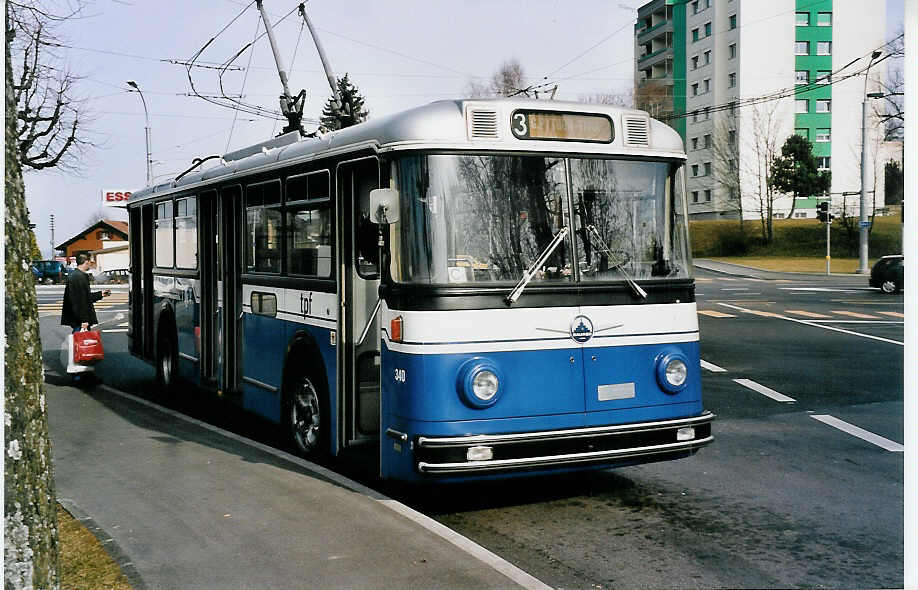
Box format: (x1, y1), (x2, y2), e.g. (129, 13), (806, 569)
(285, 370), (328, 457)
(156, 321), (178, 393)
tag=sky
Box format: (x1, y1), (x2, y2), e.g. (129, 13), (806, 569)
(21, 0), (904, 259)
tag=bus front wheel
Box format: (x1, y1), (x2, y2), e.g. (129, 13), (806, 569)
(286, 374), (327, 457)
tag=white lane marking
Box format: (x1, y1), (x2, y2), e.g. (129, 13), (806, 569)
(95, 385), (551, 590)
(104, 329), (128, 333)
(700, 359), (727, 372)
(779, 287), (862, 293)
(805, 320), (903, 324)
(720, 287), (749, 291)
(733, 378), (796, 402)
(810, 415), (904, 452)
(717, 302), (904, 346)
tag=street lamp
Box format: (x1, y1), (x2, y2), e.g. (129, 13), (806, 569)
(126, 80), (153, 185)
(857, 50), (882, 274)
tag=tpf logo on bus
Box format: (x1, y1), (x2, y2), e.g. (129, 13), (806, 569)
(570, 315), (594, 343)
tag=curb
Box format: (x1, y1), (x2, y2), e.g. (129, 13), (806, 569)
(57, 498), (148, 590)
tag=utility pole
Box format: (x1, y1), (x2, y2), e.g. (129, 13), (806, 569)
(49, 214), (55, 259)
(857, 50), (882, 274)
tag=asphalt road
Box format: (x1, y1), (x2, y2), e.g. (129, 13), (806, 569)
(37, 269), (905, 589)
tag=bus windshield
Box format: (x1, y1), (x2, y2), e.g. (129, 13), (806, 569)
(390, 154), (691, 286)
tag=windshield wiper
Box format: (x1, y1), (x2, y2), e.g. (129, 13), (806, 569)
(586, 225), (647, 299)
(506, 227), (570, 304)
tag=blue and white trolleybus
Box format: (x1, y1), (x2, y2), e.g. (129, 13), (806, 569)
(127, 98), (713, 482)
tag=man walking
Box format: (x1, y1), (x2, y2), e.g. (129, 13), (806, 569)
(61, 253), (111, 332)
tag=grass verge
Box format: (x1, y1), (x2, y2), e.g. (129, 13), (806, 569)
(59, 503), (133, 589)
(705, 256), (872, 274)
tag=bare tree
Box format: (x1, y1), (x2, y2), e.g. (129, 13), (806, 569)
(9, 0), (92, 172)
(5, 2), (60, 586)
(711, 115), (743, 227)
(634, 79), (671, 119)
(466, 59), (530, 98)
(741, 103), (785, 243)
(873, 30), (904, 141)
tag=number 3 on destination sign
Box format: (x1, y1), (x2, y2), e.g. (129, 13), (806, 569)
(512, 113), (528, 137)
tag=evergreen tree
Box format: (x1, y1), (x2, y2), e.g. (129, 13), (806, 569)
(319, 74), (368, 132)
(770, 134), (831, 221)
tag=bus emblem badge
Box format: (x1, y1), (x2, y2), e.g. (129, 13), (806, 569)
(570, 316), (594, 343)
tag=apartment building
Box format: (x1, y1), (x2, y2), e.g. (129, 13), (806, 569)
(634, 0), (888, 220)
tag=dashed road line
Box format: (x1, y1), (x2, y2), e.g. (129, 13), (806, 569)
(786, 310), (831, 319)
(716, 302), (903, 346)
(733, 378), (796, 402)
(831, 310), (880, 319)
(698, 310), (736, 318)
(878, 311), (905, 318)
(810, 415), (904, 452)
(700, 359), (727, 372)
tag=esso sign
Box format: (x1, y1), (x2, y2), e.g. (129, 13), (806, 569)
(102, 189), (132, 207)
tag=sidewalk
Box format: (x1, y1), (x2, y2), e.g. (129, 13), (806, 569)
(694, 258), (861, 280)
(47, 379), (549, 590)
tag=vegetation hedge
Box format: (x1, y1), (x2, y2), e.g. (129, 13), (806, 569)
(689, 216), (902, 259)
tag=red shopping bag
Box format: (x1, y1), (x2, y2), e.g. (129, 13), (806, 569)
(73, 329), (105, 364)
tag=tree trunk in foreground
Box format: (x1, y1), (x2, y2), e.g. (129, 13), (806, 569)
(5, 4), (61, 586)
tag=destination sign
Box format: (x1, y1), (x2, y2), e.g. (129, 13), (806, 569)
(510, 111), (613, 143)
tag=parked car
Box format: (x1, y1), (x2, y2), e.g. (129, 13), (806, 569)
(869, 254), (904, 293)
(93, 268), (129, 285)
(30, 264), (42, 281)
(32, 260), (69, 284)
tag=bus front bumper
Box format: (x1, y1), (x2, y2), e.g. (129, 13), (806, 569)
(414, 411), (714, 475)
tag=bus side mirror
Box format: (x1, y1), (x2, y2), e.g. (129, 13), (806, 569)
(370, 188), (400, 224)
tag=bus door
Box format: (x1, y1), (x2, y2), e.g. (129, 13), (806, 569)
(129, 204), (154, 358)
(337, 158), (381, 447)
(216, 185), (243, 394)
(198, 190), (217, 383)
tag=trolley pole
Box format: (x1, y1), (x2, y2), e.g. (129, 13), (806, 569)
(256, 0), (306, 135)
(299, 2), (340, 108)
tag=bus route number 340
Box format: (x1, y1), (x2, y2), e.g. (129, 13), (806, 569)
(394, 368), (407, 383)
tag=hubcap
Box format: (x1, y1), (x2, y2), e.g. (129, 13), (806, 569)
(881, 280), (896, 293)
(161, 340), (173, 384)
(291, 378), (321, 453)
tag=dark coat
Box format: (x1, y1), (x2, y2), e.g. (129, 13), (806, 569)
(60, 268), (103, 328)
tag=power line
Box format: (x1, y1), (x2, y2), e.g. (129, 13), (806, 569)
(542, 19), (636, 81)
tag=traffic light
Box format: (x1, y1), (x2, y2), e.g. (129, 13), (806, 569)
(816, 201), (830, 223)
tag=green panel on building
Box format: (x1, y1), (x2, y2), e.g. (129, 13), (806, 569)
(794, 0), (832, 177)
(669, 0), (687, 140)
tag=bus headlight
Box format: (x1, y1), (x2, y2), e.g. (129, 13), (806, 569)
(655, 352), (690, 394)
(457, 359), (503, 408)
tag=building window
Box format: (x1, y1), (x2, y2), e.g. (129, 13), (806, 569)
(773, 213), (785, 219)
(704, 189), (712, 202)
(691, 55), (699, 70)
(728, 72), (736, 88)
(691, 137), (699, 150)
(795, 41), (809, 55)
(729, 43), (736, 59)
(704, 162), (712, 176)
(692, 191), (699, 203)
(692, 0), (699, 14)
(815, 128), (831, 142)
(796, 99), (809, 113)
(692, 111), (699, 123)
(692, 28), (700, 42)
(817, 70), (831, 84)
(795, 70), (809, 84)
(815, 99), (831, 112)
(729, 14), (736, 29)
(728, 129), (736, 144)
(795, 12), (810, 26)
(817, 41), (831, 55)
(795, 128), (809, 139)
(704, 133), (712, 148)
(703, 78), (710, 93)
(817, 12), (832, 26)
(692, 164), (699, 177)
(704, 50), (711, 64)
(817, 156), (830, 170)
(728, 101), (737, 116)
(692, 83), (699, 96)
(96, 230), (110, 240)
(704, 21), (712, 37)
(794, 212), (808, 218)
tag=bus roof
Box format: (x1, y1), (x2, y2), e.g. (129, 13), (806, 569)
(129, 98), (685, 204)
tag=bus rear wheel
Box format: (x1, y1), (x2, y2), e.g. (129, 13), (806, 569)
(287, 374), (327, 457)
(156, 329), (177, 393)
